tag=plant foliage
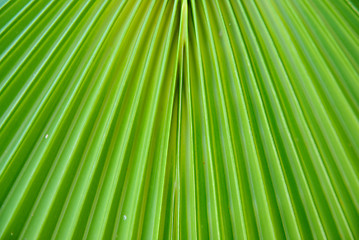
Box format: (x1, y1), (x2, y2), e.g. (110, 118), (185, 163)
(0, 0), (358, 239)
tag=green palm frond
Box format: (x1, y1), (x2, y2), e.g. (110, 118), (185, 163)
(0, 0), (358, 239)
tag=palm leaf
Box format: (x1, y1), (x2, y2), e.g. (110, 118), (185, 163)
(0, 0), (358, 239)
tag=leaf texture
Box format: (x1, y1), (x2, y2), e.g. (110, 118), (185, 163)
(0, 0), (358, 239)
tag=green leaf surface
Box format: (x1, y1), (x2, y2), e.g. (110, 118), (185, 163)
(0, 0), (358, 239)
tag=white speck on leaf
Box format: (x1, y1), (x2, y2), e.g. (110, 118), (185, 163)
(123, 215), (127, 221)
(45, 134), (48, 139)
